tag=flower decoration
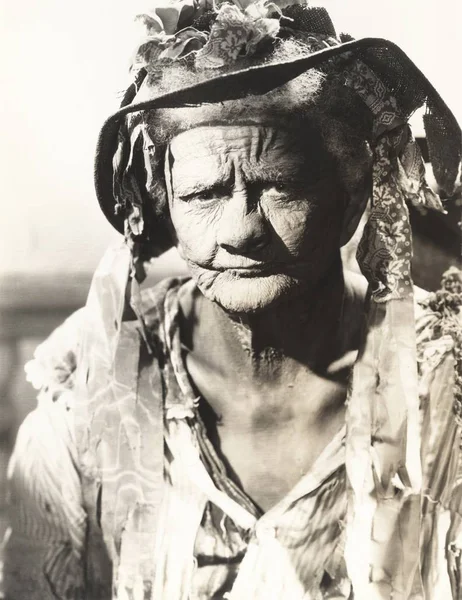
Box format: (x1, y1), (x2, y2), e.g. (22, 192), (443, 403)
(196, 2), (280, 67)
(25, 347), (77, 404)
(131, 0), (293, 72)
(24, 310), (84, 402)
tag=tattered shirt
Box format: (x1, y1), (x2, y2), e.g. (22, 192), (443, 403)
(3, 268), (462, 600)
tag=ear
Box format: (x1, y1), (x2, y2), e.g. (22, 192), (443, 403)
(339, 179), (371, 247)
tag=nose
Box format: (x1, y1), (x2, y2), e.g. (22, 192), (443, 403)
(217, 189), (270, 255)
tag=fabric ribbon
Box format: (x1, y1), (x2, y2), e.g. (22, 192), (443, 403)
(74, 245), (165, 599)
(343, 61), (445, 598)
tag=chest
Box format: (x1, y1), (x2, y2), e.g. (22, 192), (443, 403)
(188, 353), (348, 511)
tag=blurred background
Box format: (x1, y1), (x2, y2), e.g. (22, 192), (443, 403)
(0, 0), (461, 543)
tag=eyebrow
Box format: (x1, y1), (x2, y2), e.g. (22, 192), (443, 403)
(173, 172), (232, 198)
(173, 167), (303, 198)
(172, 154), (325, 198)
(245, 162), (306, 182)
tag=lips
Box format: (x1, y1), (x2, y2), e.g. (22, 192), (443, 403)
(225, 267), (272, 277)
(193, 261), (282, 277)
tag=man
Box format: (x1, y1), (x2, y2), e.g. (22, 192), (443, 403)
(3, 1), (462, 599)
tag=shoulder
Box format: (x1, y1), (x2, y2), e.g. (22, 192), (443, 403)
(416, 268), (461, 480)
(12, 306), (87, 498)
(25, 307), (87, 403)
(23, 274), (192, 407)
(416, 268), (462, 513)
(415, 266), (462, 379)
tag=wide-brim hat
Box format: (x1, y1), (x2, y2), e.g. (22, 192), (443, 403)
(94, 7), (461, 237)
(95, 31), (462, 233)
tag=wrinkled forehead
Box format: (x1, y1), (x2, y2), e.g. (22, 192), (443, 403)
(139, 100), (372, 196)
(167, 124), (333, 191)
(169, 125), (305, 167)
(147, 95), (329, 147)
(168, 125), (311, 192)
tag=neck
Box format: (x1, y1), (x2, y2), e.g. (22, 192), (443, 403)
(196, 258), (348, 376)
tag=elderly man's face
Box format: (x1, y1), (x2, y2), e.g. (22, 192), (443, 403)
(167, 124), (346, 313)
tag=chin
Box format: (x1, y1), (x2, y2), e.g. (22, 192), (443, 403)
(193, 269), (299, 314)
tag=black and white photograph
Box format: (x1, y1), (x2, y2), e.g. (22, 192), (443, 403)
(0, 0), (461, 598)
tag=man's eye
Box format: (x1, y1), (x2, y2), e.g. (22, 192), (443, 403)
(179, 191), (212, 202)
(193, 191), (214, 202)
(180, 186), (228, 203)
(261, 182), (291, 195)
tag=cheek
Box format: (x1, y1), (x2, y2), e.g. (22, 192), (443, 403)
(264, 192), (344, 256)
(266, 204), (311, 253)
(169, 202), (219, 261)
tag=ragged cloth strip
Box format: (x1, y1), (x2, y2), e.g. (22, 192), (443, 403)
(73, 245), (164, 599)
(344, 117), (446, 597)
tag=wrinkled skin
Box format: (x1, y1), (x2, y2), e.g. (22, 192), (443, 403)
(163, 122), (368, 510)
(167, 124), (349, 314)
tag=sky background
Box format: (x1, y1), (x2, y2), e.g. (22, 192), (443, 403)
(0, 0), (460, 276)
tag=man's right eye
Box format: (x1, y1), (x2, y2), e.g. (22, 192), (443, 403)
(179, 186), (229, 203)
(193, 191), (215, 202)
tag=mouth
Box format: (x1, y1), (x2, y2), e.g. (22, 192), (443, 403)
(224, 267), (273, 278)
(191, 260), (289, 278)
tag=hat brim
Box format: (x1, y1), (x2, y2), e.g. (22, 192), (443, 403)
(94, 37), (461, 234)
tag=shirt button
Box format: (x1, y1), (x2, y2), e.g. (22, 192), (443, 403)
(255, 523), (277, 542)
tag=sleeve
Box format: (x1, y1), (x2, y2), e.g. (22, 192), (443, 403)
(2, 311), (88, 600)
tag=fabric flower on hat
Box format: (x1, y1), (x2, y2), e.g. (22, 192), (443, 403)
(137, 0), (196, 35)
(196, 1), (280, 68)
(132, 1), (208, 71)
(132, 0), (287, 72)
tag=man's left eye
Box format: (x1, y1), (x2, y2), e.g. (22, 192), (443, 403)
(193, 191), (215, 202)
(179, 185), (229, 203)
(263, 182), (290, 195)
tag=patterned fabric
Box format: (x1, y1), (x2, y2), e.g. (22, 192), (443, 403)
(3, 263), (462, 600)
(358, 128), (415, 302)
(131, 0), (296, 74)
(339, 58), (447, 599)
(343, 60), (403, 137)
(195, 3), (280, 68)
(342, 58), (445, 301)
